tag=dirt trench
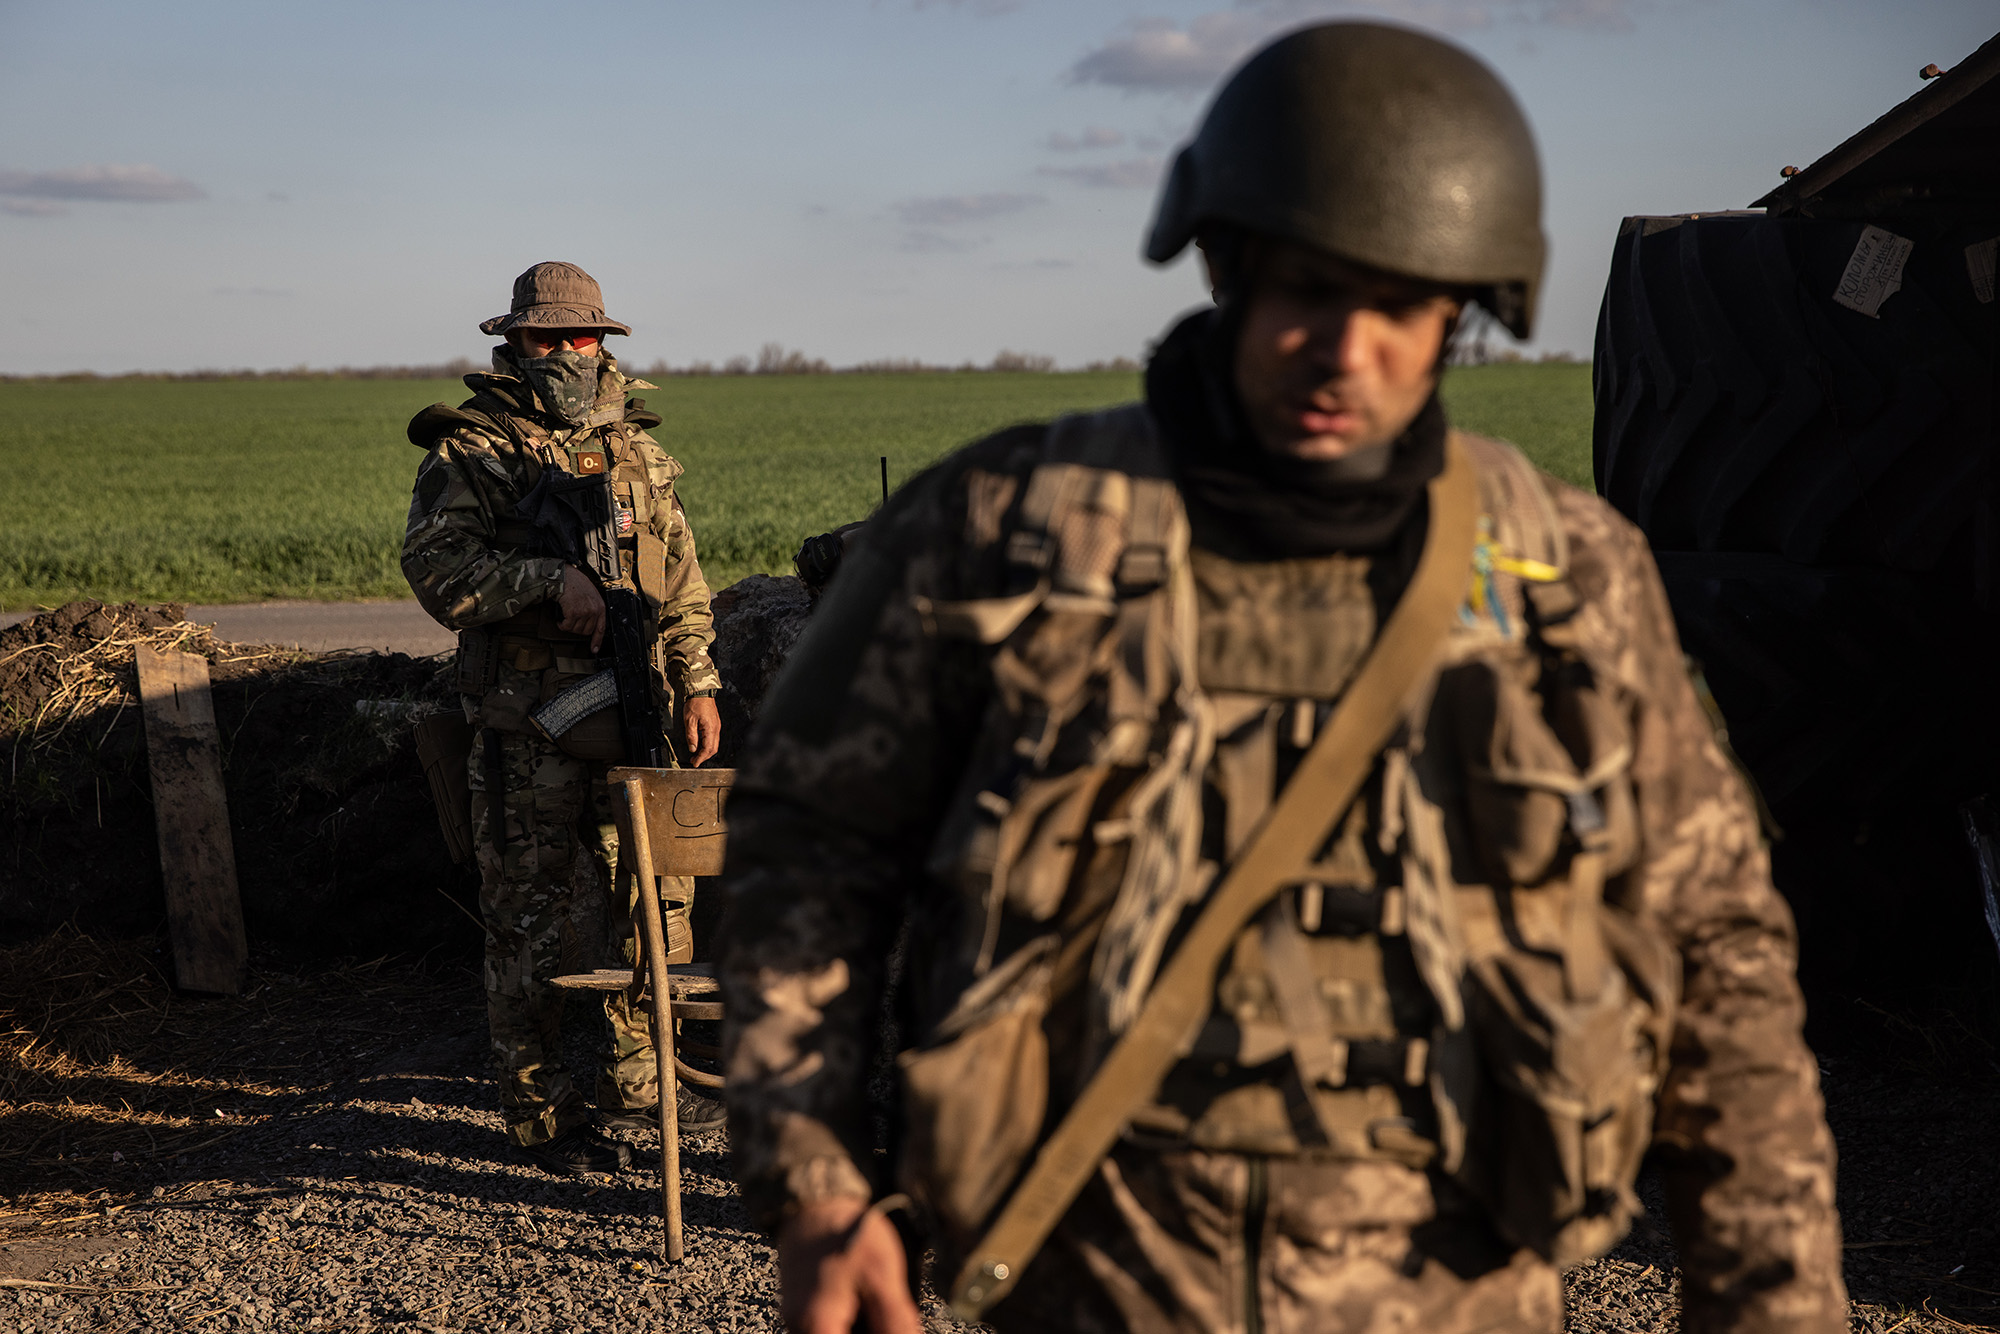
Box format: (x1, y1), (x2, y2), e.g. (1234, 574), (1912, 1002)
(1, 599), (476, 955)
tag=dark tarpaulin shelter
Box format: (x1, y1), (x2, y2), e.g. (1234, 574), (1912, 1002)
(1591, 34), (2000, 1002)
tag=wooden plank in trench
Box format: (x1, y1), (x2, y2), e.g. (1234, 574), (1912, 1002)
(135, 646), (246, 994)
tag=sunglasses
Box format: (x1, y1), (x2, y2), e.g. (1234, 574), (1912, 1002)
(514, 330), (603, 353)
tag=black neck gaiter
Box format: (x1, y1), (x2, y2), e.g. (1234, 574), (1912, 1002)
(1145, 307), (1446, 559)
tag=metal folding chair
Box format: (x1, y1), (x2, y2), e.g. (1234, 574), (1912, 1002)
(552, 765), (733, 1263)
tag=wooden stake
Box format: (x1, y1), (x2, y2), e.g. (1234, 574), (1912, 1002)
(625, 777), (683, 1264)
(134, 647), (245, 995)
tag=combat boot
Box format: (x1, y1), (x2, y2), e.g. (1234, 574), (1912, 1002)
(520, 1124), (632, 1176)
(596, 1082), (728, 1133)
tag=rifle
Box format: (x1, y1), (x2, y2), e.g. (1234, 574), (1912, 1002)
(516, 461), (669, 766)
(602, 586), (666, 766)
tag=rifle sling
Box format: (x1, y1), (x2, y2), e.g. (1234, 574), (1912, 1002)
(949, 432), (1482, 1317)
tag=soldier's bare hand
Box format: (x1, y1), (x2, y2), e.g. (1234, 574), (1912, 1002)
(684, 695), (722, 766)
(777, 1198), (922, 1334)
(556, 565), (607, 653)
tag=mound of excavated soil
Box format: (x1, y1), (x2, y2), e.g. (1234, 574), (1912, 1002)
(0, 581), (819, 959)
(707, 574), (811, 770)
(1, 601), (475, 955)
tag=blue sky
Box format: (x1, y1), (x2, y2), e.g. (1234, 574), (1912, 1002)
(1, 0), (1992, 375)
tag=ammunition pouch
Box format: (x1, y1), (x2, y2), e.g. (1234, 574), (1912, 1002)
(1426, 639), (1672, 1265)
(898, 941), (1056, 1255)
(454, 627), (501, 693)
(1455, 887), (1677, 1266)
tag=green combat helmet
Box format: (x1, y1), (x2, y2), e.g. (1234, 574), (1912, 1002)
(1145, 22), (1546, 338)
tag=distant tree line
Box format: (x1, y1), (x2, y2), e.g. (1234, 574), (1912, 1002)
(640, 345), (1140, 377)
(1, 346), (1146, 383)
(1, 359), (487, 384)
(1444, 308), (1583, 367)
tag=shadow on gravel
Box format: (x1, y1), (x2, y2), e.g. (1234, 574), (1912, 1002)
(1, 930), (796, 1332)
(1812, 997), (2000, 1332)
(4, 923), (1998, 1331)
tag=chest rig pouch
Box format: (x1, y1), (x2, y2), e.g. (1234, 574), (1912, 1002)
(1398, 436), (1677, 1266)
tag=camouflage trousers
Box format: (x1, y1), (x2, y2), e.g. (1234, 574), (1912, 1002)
(468, 726), (694, 1148)
(988, 1146), (1562, 1334)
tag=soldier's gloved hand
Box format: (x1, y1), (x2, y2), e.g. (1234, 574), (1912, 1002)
(684, 695), (722, 767)
(556, 565), (607, 652)
(777, 1198), (921, 1334)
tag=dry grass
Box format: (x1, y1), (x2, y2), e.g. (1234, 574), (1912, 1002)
(1, 615), (313, 751)
(3, 619), (204, 744)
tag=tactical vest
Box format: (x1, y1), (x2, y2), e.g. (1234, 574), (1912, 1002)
(416, 383), (684, 755)
(897, 404), (1679, 1269)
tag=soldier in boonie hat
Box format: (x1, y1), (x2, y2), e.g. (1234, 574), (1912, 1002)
(401, 260), (726, 1178)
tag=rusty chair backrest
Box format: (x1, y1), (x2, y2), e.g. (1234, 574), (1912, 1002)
(608, 767), (735, 877)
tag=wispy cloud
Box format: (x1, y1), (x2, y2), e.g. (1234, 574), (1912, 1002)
(2, 200), (66, 217)
(1069, 14), (1266, 93)
(1069, 1), (1639, 93)
(0, 163), (206, 202)
(909, 0), (1025, 13)
(1532, 0), (1637, 30)
(899, 229), (983, 254)
(1038, 158), (1165, 189)
(894, 192), (1044, 226)
(1045, 126), (1127, 152)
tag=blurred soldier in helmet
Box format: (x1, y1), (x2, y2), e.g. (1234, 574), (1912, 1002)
(402, 262), (725, 1176)
(721, 24), (1845, 1334)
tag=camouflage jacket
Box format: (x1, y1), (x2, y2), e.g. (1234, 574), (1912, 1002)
(720, 407), (1845, 1333)
(400, 352), (720, 702)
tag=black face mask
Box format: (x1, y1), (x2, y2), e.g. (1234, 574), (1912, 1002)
(514, 349), (602, 426)
(1143, 307), (1446, 559)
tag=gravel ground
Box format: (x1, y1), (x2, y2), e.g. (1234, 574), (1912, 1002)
(0, 936), (971, 1333)
(2, 934), (1993, 1333)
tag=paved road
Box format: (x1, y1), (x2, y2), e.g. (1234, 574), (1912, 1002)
(0, 600), (455, 656)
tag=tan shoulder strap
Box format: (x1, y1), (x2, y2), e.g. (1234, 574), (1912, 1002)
(949, 433), (1484, 1318)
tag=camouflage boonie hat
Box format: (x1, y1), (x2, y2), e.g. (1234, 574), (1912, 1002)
(479, 261), (632, 337)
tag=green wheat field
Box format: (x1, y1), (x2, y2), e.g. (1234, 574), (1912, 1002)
(0, 365), (1591, 609)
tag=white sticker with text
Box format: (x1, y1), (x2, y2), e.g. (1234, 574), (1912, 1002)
(1833, 225), (1914, 317)
(1966, 237), (1997, 304)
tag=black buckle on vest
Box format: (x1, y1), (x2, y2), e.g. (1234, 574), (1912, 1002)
(1005, 529), (1053, 573)
(1115, 543), (1168, 593)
